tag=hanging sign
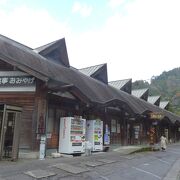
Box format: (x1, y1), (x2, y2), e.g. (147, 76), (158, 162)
(149, 112), (164, 120)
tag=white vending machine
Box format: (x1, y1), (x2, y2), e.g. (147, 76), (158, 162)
(86, 119), (103, 151)
(59, 117), (86, 154)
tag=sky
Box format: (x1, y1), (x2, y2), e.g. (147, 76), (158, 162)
(0, 0), (180, 82)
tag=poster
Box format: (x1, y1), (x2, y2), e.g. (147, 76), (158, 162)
(104, 124), (110, 145)
(111, 119), (116, 133)
(117, 123), (121, 133)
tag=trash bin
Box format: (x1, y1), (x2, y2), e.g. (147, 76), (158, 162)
(85, 141), (92, 156)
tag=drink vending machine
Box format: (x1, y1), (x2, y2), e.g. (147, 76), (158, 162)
(59, 117), (86, 154)
(86, 119), (103, 151)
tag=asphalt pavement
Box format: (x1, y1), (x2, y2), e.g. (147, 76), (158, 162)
(0, 143), (179, 180)
(163, 144), (180, 180)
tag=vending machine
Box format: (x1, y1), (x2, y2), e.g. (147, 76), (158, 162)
(86, 119), (103, 151)
(59, 117), (86, 154)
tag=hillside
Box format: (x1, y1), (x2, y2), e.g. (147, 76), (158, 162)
(132, 67), (180, 115)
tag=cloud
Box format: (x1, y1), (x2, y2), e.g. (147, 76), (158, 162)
(72, 1), (93, 17)
(108, 0), (126, 8)
(0, 0), (180, 82)
(0, 0), (7, 5)
(69, 0), (180, 81)
(0, 5), (71, 48)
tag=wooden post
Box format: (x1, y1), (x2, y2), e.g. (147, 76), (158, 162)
(33, 80), (48, 151)
(122, 110), (127, 146)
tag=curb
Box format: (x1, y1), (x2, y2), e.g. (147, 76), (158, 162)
(163, 158), (180, 180)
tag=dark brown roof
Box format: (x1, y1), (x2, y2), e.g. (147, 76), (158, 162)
(34, 38), (70, 67)
(148, 96), (161, 106)
(0, 34), (179, 124)
(132, 88), (149, 101)
(109, 79), (132, 94)
(79, 63), (108, 84)
(160, 101), (169, 109)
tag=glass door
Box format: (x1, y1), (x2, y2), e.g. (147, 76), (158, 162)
(0, 105), (22, 160)
(0, 111), (3, 139)
(0, 110), (5, 160)
(3, 111), (16, 158)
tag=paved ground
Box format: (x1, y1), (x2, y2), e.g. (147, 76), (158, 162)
(0, 143), (179, 180)
(163, 143), (180, 180)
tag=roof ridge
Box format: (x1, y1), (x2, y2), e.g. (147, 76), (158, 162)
(0, 34), (32, 50)
(132, 88), (149, 91)
(109, 78), (131, 83)
(34, 38), (64, 53)
(148, 95), (161, 98)
(78, 63), (106, 70)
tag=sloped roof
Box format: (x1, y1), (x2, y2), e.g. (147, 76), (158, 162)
(160, 101), (169, 109)
(109, 79), (132, 94)
(0, 34), (180, 124)
(35, 40), (58, 52)
(162, 108), (180, 124)
(34, 38), (70, 67)
(148, 96), (161, 106)
(0, 34), (142, 114)
(78, 64), (108, 84)
(132, 88), (149, 101)
(79, 64), (104, 76)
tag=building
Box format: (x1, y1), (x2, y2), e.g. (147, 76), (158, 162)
(0, 34), (180, 160)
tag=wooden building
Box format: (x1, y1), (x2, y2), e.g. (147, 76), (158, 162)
(0, 34), (180, 160)
(109, 79), (132, 94)
(132, 88), (149, 101)
(148, 96), (161, 106)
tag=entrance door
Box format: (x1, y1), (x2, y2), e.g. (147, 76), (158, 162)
(0, 105), (22, 160)
(0, 111), (3, 149)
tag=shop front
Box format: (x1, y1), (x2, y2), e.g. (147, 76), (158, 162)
(0, 34), (180, 160)
(0, 104), (22, 160)
(110, 118), (121, 145)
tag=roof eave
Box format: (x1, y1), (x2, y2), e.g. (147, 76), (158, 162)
(0, 54), (49, 82)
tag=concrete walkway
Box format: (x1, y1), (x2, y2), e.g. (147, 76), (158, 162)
(112, 145), (146, 154)
(113, 144), (180, 180)
(0, 144), (179, 179)
(163, 158), (180, 180)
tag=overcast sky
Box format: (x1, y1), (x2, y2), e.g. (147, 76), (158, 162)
(0, 0), (180, 82)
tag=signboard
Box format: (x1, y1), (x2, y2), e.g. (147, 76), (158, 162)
(149, 112), (164, 120)
(0, 76), (35, 86)
(134, 125), (140, 139)
(0, 71), (36, 92)
(39, 135), (46, 160)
